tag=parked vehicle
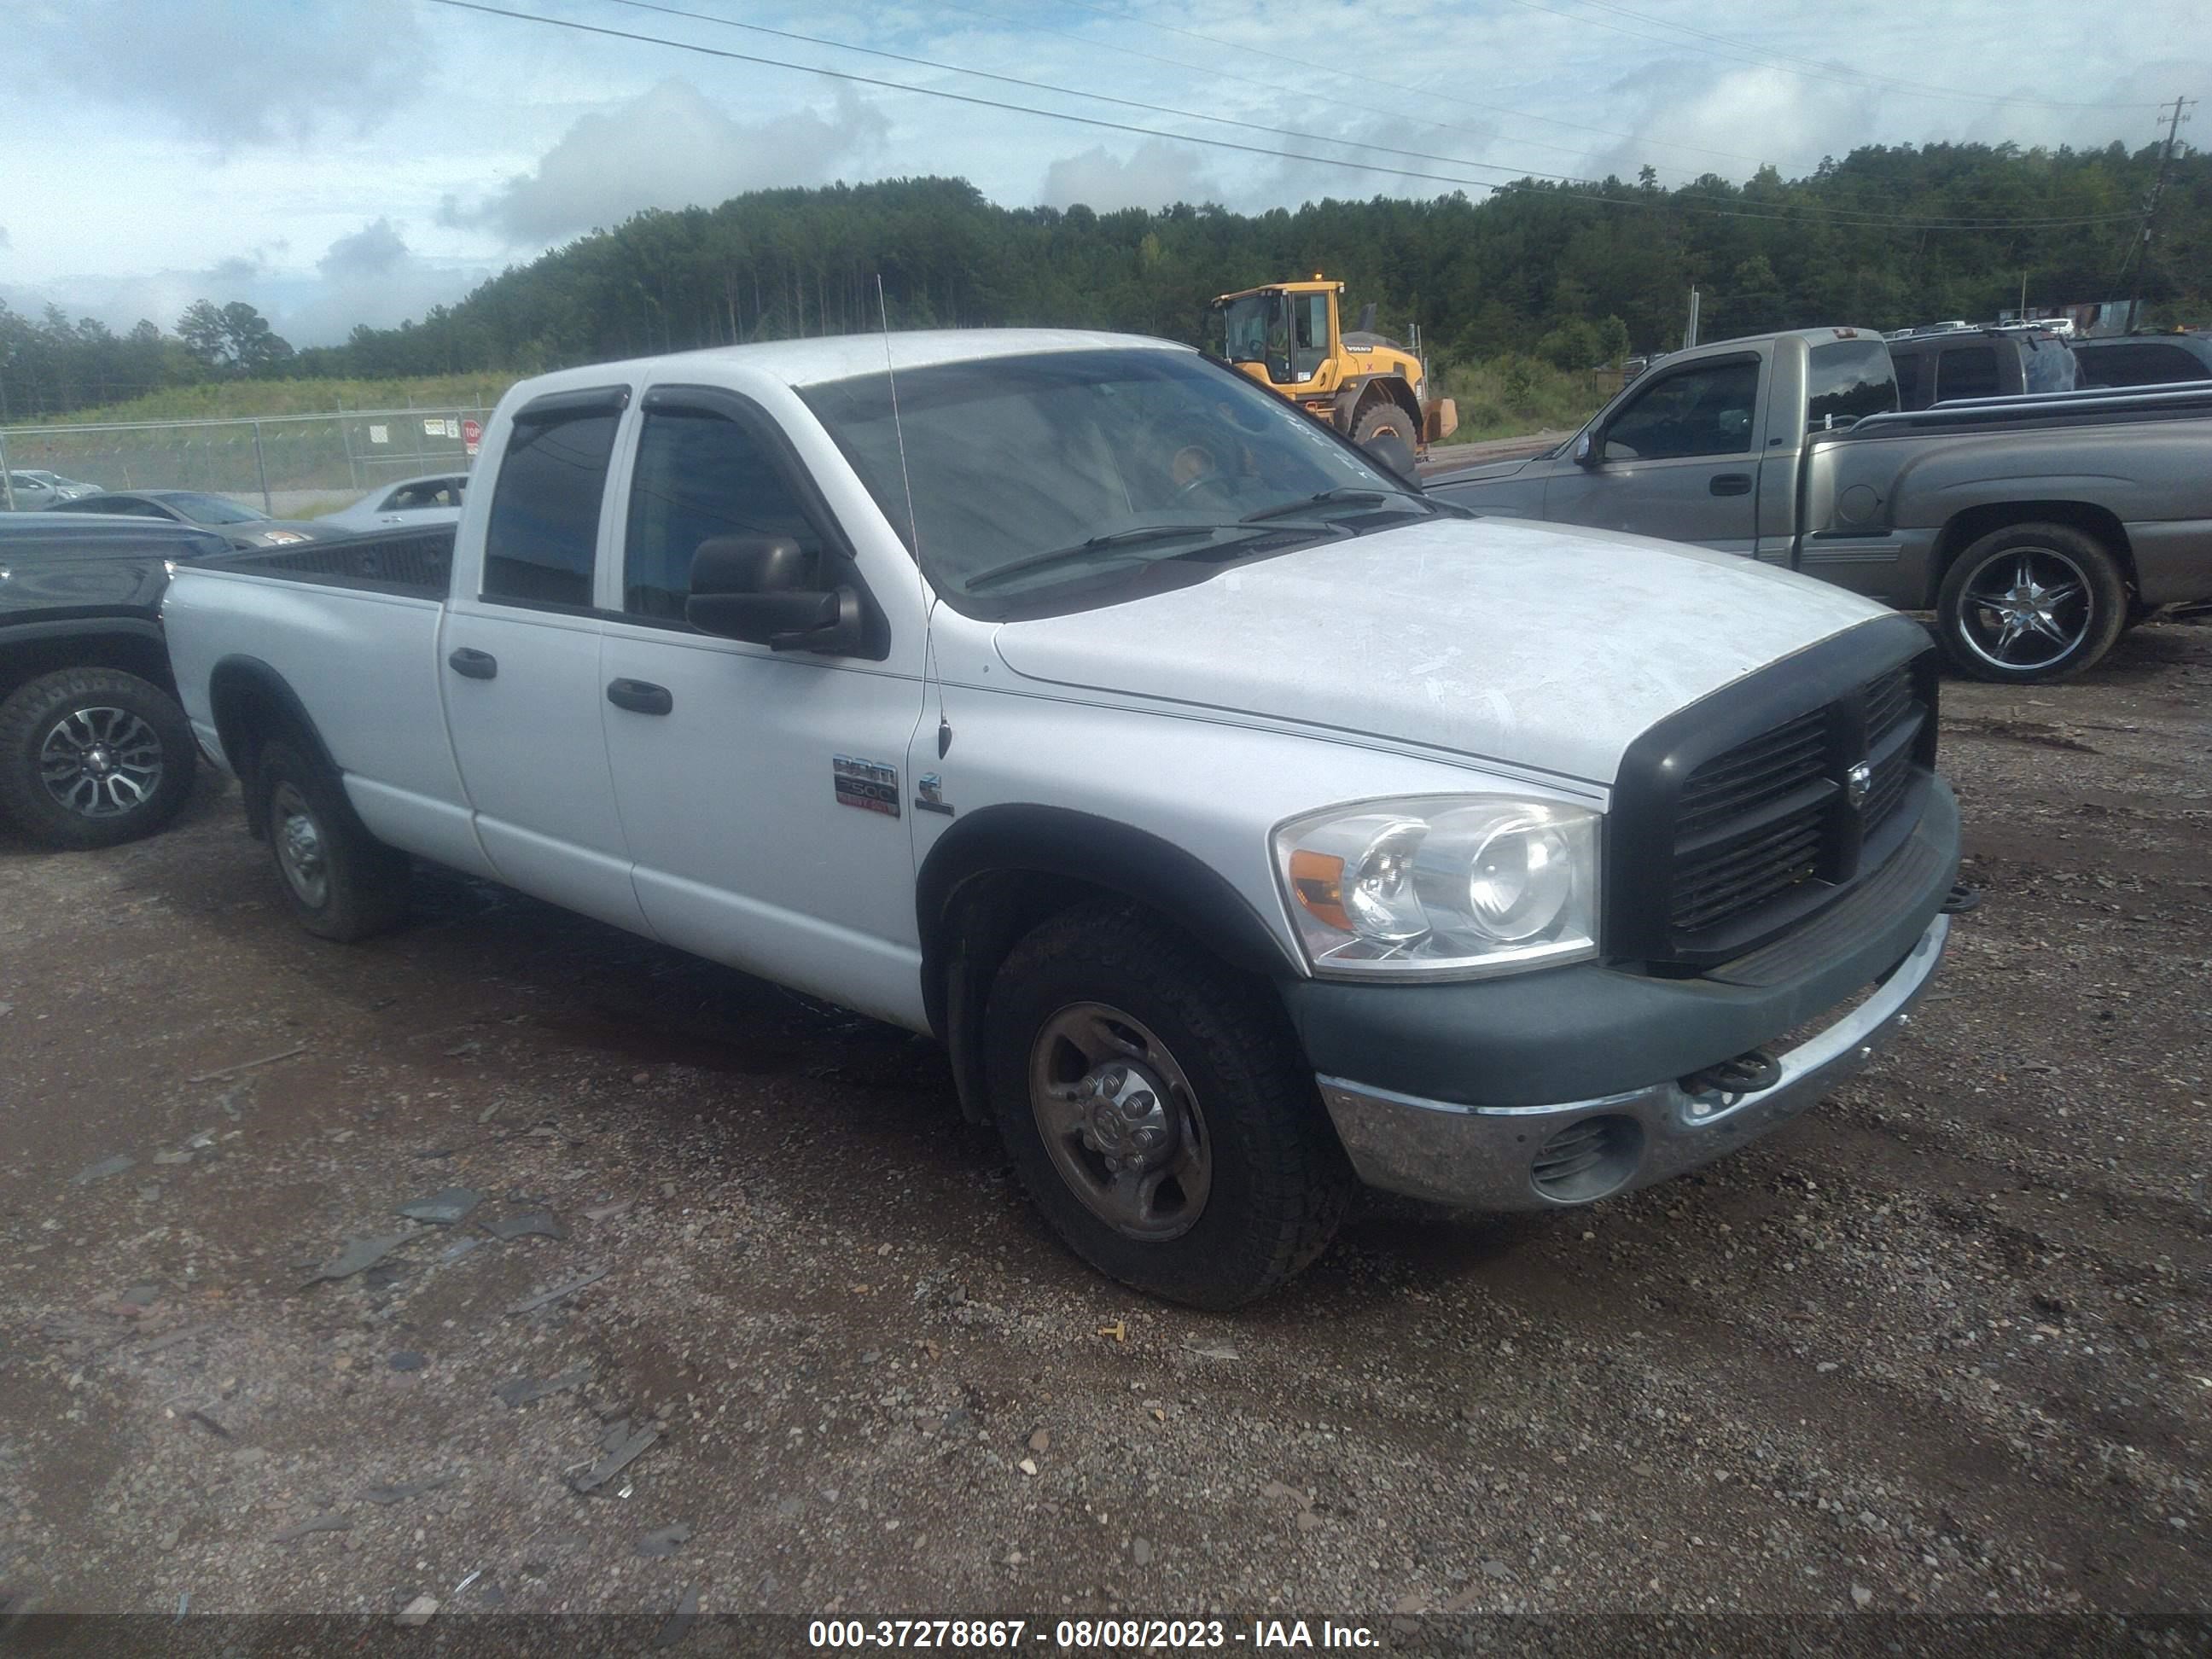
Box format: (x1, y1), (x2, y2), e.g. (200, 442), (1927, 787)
(2074, 333), (2212, 389)
(1885, 325), (2076, 409)
(4, 470), (100, 509)
(1430, 326), (2212, 682)
(1205, 276), (1456, 463)
(48, 489), (328, 550)
(0, 513), (228, 847)
(165, 330), (1959, 1307)
(316, 472), (469, 534)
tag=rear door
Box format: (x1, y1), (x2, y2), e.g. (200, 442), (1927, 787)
(1542, 352), (1766, 553)
(438, 385), (649, 934)
(596, 385), (930, 1030)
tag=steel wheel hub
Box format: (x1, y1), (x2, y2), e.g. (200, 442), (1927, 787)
(271, 783), (329, 908)
(1027, 1002), (1212, 1241)
(1962, 549), (2090, 671)
(38, 707), (163, 819)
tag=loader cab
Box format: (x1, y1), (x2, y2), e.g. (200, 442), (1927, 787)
(1208, 280), (1344, 397)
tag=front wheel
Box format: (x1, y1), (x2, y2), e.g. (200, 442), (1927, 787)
(983, 902), (1352, 1309)
(0, 667), (196, 850)
(1935, 523), (2128, 683)
(254, 739), (410, 941)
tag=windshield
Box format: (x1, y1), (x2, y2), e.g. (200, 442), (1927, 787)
(162, 492), (268, 525)
(1210, 295), (1280, 365)
(800, 348), (1417, 606)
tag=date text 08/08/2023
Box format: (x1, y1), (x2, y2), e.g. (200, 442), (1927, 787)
(807, 1619), (1380, 1650)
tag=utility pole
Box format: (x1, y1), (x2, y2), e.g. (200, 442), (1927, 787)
(2124, 95), (2195, 334)
(1683, 285), (1701, 350)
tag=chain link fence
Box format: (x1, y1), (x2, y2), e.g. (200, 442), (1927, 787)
(0, 408), (496, 518)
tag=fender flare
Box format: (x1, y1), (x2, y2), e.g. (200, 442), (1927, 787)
(207, 654), (348, 834)
(1330, 374), (1421, 435)
(914, 804), (1302, 1119)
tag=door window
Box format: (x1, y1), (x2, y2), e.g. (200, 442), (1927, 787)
(2083, 342), (2209, 386)
(622, 407), (823, 621)
(1603, 358), (1760, 459)
(481, 409), (620, 608)
(1289, 293), (1331, 381)
(1935, 346), (1998, 401)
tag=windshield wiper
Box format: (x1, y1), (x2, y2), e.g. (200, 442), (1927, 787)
(1241, 486), (1423, 524)
(964, 521), (1273, 591)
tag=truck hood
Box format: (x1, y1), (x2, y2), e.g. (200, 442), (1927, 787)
(989, 517), (1889, 785)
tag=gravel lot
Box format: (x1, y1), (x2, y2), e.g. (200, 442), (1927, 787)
(2, 620), (2206, 1637)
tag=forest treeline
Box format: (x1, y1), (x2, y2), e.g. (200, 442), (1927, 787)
(3, 138), (2204, 420)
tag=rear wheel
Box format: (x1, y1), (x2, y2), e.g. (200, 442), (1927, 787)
(983, 902), (1352, 1309)
(254, 739), (410, 941)
(1351, 399), (1418, 455)
(1935, 523), (2128, 684)
(0, 667), (195, 850)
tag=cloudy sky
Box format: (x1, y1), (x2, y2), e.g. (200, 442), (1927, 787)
(3, 0), (2203, 346)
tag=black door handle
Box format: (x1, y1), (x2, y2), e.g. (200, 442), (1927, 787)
(606, 678), (672, 716)
(446, 647), (498, 680)
(1709, 473), (1753, 497)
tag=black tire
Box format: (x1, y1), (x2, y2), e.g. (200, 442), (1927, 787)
(0, 667), (196, 850)
(983, 901), (1353, 1310)
(1935, 522), (2128, 684)
(253, 739), (410, 942)
(1351, 399), (1418, 453)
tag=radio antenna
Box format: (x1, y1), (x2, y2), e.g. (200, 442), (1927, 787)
(878, 273), (949, 755)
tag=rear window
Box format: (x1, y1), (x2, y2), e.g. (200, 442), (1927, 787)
(2020, 337), (2077, 394)
(1935, 346), (1999, 401)
(1806, 339), (1897, 429)
(482, 408), (620, 608)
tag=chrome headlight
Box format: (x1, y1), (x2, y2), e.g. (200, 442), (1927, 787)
(1273, 796), (1600, 979)
(258, 529), (309, 545)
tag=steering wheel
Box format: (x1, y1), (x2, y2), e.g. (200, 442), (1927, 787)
(1172, 445), (1226, 498)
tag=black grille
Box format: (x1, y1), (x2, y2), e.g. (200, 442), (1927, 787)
(1662, 659), (1930, 940)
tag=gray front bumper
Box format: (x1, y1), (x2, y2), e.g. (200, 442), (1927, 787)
(1316, 914), (1948, 1210)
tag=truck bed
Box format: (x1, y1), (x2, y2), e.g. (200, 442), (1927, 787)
(212, 524), (455, 599)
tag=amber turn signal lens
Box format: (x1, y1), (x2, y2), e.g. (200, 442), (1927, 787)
(1288, 848), (1350, 931)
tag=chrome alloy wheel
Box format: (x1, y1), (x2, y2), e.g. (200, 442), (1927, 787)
(270, 782), (330, 909)
(1027, 1002), (1213, 1241)
(1959, 547), (2093, 672)
(38, 706), (164, 819)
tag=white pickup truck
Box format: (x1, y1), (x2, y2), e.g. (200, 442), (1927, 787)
(163, 329), (1959, 1307)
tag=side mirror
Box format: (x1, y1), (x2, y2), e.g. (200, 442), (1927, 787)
(1573, 430), (1600, 467)
(684, 535), (863, 654)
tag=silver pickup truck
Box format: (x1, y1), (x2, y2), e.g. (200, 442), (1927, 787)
(1431, 328), (2212, 683)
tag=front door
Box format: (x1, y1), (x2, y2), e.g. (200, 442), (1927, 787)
(596, 387), (931, 1030)
(1543, 352), (1766, 554)
(439, 387), (649, 934)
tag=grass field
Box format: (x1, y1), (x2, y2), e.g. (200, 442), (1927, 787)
(1433, 358), (1618, 446)
(22, 374), (518, 428)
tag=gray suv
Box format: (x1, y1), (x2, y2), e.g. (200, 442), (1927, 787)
(1885, 327), (2076, 409)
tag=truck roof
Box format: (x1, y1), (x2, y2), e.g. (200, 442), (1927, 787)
(510, 329), (1189, 400)
(1662, 326), (1884, 363)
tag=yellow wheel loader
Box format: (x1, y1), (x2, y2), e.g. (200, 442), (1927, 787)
(1204, 277), (1457, 468)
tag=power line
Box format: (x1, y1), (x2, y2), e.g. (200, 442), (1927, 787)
(1512, 0), (2166, 112)
(426, 0), (2145, 231)
(597, 0), (2141, 229)
(1045, 0), (1776, 167)
(923, 0), (1717, 182)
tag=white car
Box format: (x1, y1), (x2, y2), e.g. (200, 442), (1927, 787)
(316, 472), (469, 534)
(162, 329), (1959, 1307)
(6, 470), (97, 509)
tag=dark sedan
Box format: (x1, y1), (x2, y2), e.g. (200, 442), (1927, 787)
(46, 489), (329, 550)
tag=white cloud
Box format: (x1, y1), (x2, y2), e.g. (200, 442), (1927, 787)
(440, 78), (892, 243)
(12, 0), (431, 146)
(1041, 139), (1225, 212)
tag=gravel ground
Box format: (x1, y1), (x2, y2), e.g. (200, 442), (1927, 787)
(1, 620), (2206, 1639)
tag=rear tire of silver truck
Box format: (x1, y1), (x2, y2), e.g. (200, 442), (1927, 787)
(1935, 523), (2128, 684)
(253, 740), (411, 943)
(983, 901), (1353, 1310)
